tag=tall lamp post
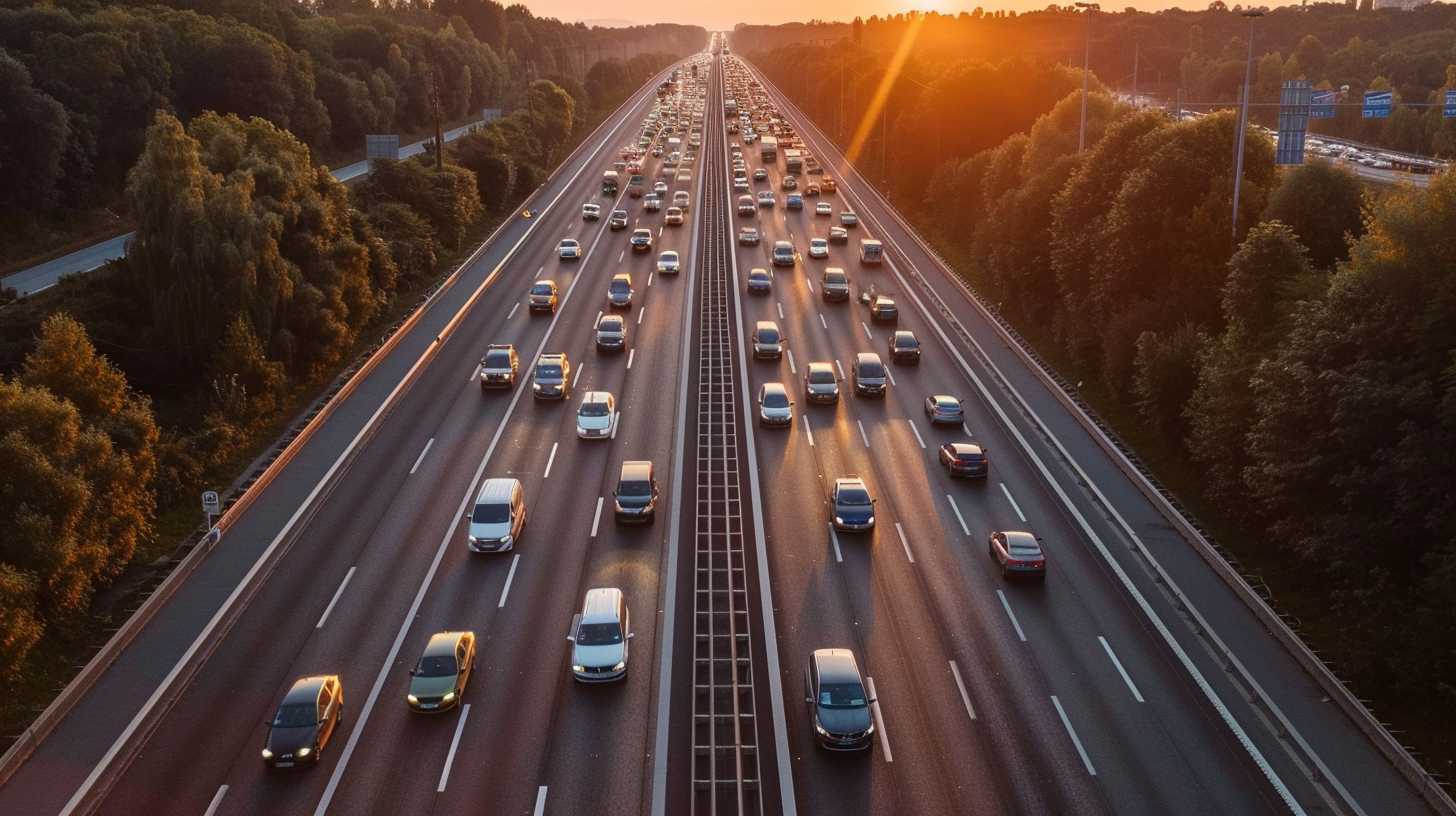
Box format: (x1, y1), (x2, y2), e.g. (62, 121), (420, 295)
(1231, 10), (1264, 243)
(1075, 2), (1100, 152)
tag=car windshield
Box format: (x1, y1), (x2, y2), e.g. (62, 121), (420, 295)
(662, 253), (678, 262)
(838, 487), (871, 505)
(272, 702), (317, 728)
(580, 401), (610, 417)
(415, 654), (458, 678)
(859, 362), (885, 377)
(959, 451), (984, 461)
(576, 622), (623, 646)
(758, 330), (779, 343)
(620, 478), (652, 497)
(531, 284), (553, 295)
(610, 281), (629, 292)
(1010, 541), (1042, 557)
(472, 501), (509, 524)
(809, 370), (834, 384)
(819, 681), (867, 708)
(537, 364), (562, 379)
(484, 351), (510, 366)
(763, 391), (789, 408)
(896, 335), (917, 348)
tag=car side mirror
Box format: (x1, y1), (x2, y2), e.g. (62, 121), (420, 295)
(868, 696), (878, 704)
(804, 696), (814, 704)
(628, 632), (636, 639)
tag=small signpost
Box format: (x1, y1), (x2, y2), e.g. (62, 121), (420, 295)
(201, 490), (221, 532)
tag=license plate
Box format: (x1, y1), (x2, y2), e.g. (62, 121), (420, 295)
(420, 703), (438, 709)
(276, 761), (294, 767)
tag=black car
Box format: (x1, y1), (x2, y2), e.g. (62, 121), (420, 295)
(804, 649), (874, 751)
(830, 476), (876, 532)
(614, 460), (659, 524)
(888, 330), (920, 365)
(939, 442), (989, 478)
(262, 675), (343, 768)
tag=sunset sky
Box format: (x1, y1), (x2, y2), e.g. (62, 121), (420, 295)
(546, 0), (1298, 32)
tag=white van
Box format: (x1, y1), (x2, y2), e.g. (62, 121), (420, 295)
(466, 478), (525, 553)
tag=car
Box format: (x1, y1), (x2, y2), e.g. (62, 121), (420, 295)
(805, 183), (821, 197)
(781, 175), (798, 191)
(558, 238), (582, 260)
(654, 181), (669, 195)
(737, 194), (756, 216)
(607, 273), (634, 308)
(753, 168), (768, 181)
(613, 460), (659, 523)
(479, 344), (519, 390)
(733, 178), (750, 192)
(924, 395), (965, 424)
(786, 193), (804, 210)
(657, 250), (681, 274)
(576, 390), (616, 439)
(674, 190), (691, 210)
(752, 320), (784, 359)
(757, 191), (776, 208)
(467, 477), (526, 552)
(758, 382), (794, 426)
(840, 211), (858, 227)
(989, 531), (1047, 579)
(262, 675), (343, 767)
(808, 237), (829, 259)
(830, 476), (876, 531)
(822, 178), (837, 194)
(567, 588), (633, 682)
(804, 362), (839, 403)
(407, 631), (475, 712)
(747, 267), (773, 294)
(815, 202), (833, 216)
(819, 267), (850, 302)
(532, 353), (570, 400)
(644, 194), (662, 212)
(528, 280), (559, 314)
(738, 226), (761, 246)
(772, 241), (795, 267)
(804, 649), (874, 751)
(889, 330), (921, 364)
(583, 203), (601, 221)
(595, 313), (626, 351)
(939, 442), (989, 478)
(869, 296), (899, 323)
(609, 209), (629, 229)
(665, 206), (685, 225)
(828, 226), (849, 245)
(853, 352), (887, 397)
(651, 146), (663, 157)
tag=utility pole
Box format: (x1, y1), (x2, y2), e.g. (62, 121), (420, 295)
(1131, 41), (1139, 106)
(1075, 2), (1100, 152)
(1231, 10), (1263, 243)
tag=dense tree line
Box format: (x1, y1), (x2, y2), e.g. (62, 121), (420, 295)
(751, 32), (1455, 753)
(734, 4), (1456, 158)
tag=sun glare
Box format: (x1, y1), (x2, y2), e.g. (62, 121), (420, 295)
(844, 13), (927, 167)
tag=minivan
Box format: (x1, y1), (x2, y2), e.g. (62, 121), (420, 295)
(467, 477), (526, 553)
(567, 588), (633, 682)
(853, 352), (887, 397)
(614, 460), (659, 524)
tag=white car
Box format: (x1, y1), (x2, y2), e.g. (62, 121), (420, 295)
(576, 391), (616, 439)
(757, 191), (775, 208)
(665, 207), (685, 225)
(644, 194), (662, 212)
(673, 190), (691, 210)
(733, 178), (750, 192)
(654, 181), (669, 195)
(558, 238), (582, 260)
(583, 203), (601, 220)
(808, 238), (829, 259)
(657, 250), (681, 274)
(567, 587), (632, 682)
(815, 202), (832, 216)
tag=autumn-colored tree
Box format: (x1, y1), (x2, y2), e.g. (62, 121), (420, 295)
(1262, 162), (1364, 269)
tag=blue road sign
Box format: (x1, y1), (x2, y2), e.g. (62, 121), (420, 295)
(1445, 90), (1456, 119)
(1312, 90), (1337, 119)
(1362, 91), (1393, 119)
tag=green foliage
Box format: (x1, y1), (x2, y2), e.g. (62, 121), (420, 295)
(358, 158), (482, 251)
(1133, 324), (1204, 442)
(0, 49), (75, 212)
(1262, 162), (1364, 269)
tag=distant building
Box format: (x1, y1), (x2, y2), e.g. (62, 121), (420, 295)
(1373, 0), (1430, 8)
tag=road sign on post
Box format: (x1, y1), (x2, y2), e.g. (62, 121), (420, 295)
(1362, 91), (1393, 119)
(1445, 90), (1456, 119)
(1311, 90), (1337, 119)
(1276, 80), (1312, 166)
(201, 489), (221, 532)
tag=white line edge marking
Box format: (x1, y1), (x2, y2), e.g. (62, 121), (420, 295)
(777, 301), (784, 319)
(648, 271), (654, 287)
(591, 496), (604, 537)
(203, 784), (228, 816)
(573, 364), (585, 389)
(534, 786), (548, 816)
(948, 660), (977, 721)
(867, 676), (893, 762)
(757, 66), (1312, 813)
(498, 554), (521, 608)
(828, 523), (843, 563)
(1099, 635), (1146, 703)
(946, 494), (970, 535)
(999, 482), (1027, 522)
(627, 349), (636, 369)
(544, 442), (559, 479)
(436, 703), (472, 792)
(895, 522), (914, 564)
(886, 368), (897, 387)
(803, 415), (814, 447)
(907, 420), (925, 449)
(1051, 695), (1096, 776)
(962, 421), (973, 438)
(996, 589), (1027, 642)
(409, 437), (435, 475)
(856, 419), (869, 448)
(315, 566), (357, 629)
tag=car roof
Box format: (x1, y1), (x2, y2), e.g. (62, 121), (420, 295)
(284, 675), (333, 704)
(947, 442), (985, 455)
(761, 382), (787, 396)
(598, 313), (624, 326)
(774, 240), (792, 249)
(856, 352), (881, 365)
(581, 587), (624, 623)
(755, 320), (779, 332)
(932, 394), (959, 405)
(611, 272), (632, 282)
(811, 649), (862, 683)
(807, 362), (833, 373)
(532, 279), (555, 288)
(1002, 531), (1041, 550)
(476, 477), (521, 504)
(582, 390), (612, 404)
(423, 631), (467, 657)
(749, 267), (770, 277)
(835, 475), (865, 488)
(893, 330), (916, 341)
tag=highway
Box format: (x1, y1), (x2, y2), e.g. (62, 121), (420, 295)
(1, 121), (482, 298)
(0, 40), (1443, 816)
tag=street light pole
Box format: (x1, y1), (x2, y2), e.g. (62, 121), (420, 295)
(1075, 2), (1100, 152)
(1231, 10), (1264, 243)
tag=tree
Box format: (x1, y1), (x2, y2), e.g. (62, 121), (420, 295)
(1133, 324), (1204, 441)
(1262, 162), (1364, 269)
(358, 157), (483, 251)
(0, 49), (74, 210)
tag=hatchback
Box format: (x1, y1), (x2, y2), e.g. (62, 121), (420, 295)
(528, 280), (558, 314)
(595, 314), (626, 351)
(889, 330), (921, 364)
(804, 649), (874, 751)
(609, 209), (629, 230)
(804, 363), (839, 403)
(830, 476), (876, 532)
(630, 228), (653, 252)
(771, 241), (795, 267)
(752, 321), (784, 360)
(747, 267), (773, 294)
(808, 238), (829, 259)
(407, 632), (475, 713)
(657, 250), (681, 274)
(582, 203), (601, 220)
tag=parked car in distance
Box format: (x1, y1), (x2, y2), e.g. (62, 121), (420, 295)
(939, 442), (989, 478)
(989, 531), (1046, 579)
(407, 631), (475, 713)
(804, 649), (874, 751)
(262, 675), (343, 767)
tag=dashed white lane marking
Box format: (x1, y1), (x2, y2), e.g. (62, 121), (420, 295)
(948, 660), (977, 721)
(203, 785), (229, 816)
(895, 522), (915, 564)
(946, 495), (969, 535)
(997, 589), (1027, 642)
(409, 438), (435, 475)
(544, 442), (559, 479)
(437, 703), (472, 791)
(828, 523), (843, 563)
(507, 302), (520, 319)
(867, 677), (893, 762)
(498, 554), (521, 608)
(999, 482), (1027, 522)
(627, 349), (636, 369)
(1052, 696), (1097, 776)
(856, 419), (869, 448)
(591, 496), (604, 537)
(1099, 636), (1146, 703)
(315, 566), (357, 629)
(803, 415), (815, 447)
(907, 421), (925, 449)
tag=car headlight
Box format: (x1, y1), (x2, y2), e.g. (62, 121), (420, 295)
(442, 692), (456, 704)
(500, 535), (512, 546)
(612, 661), (627, 672)
(297, 747), (312, 758)
(407, 694), (419, 705)
(813, 718), (830, 738)
(572, 665), (586, 673)
(467, 536), (478, 545)
(261, 748), (273, 760)
(833, 516), (844, 525)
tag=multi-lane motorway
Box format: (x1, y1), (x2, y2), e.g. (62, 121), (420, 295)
(0, 40), (1444, 816)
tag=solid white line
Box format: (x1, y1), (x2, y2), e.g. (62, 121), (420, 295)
(203, 784), (229, 816)
(627, 348), (636, 369)
(803, 415), (815, 447)
(867, 677), (893, 762)
(437, 703), (472, 791)
(818, 312), (827, 329)
(786, 349), (797, 375)
(544, 442), (559, 479)
(468, 363), (481, 383)
(856, 419), (869, 448)
(534, 786), (548, 816)
(996, 589), (1027, 642)
(895, 522), (914, 564)
(777, 301), (784, 319)
(828, 523), (843, 563)
(1051, 696), (1096, 776)
(591, 496), (604, 537)
(507, 302), (520, 320)
(573, 364), (585, 389)
(948, 660), (977, 721)
(637, 305), (646, 324)
(834, 359), (844, 380)
(409, 437), (435, 475)
(999, 482), (1027, 523)
(1099, 636), (1146, 703)
(498, 554), (521, 608)
(907, 420), (925, 449)
(946, 494), (970, 535)
(315, 567), (357, 629)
